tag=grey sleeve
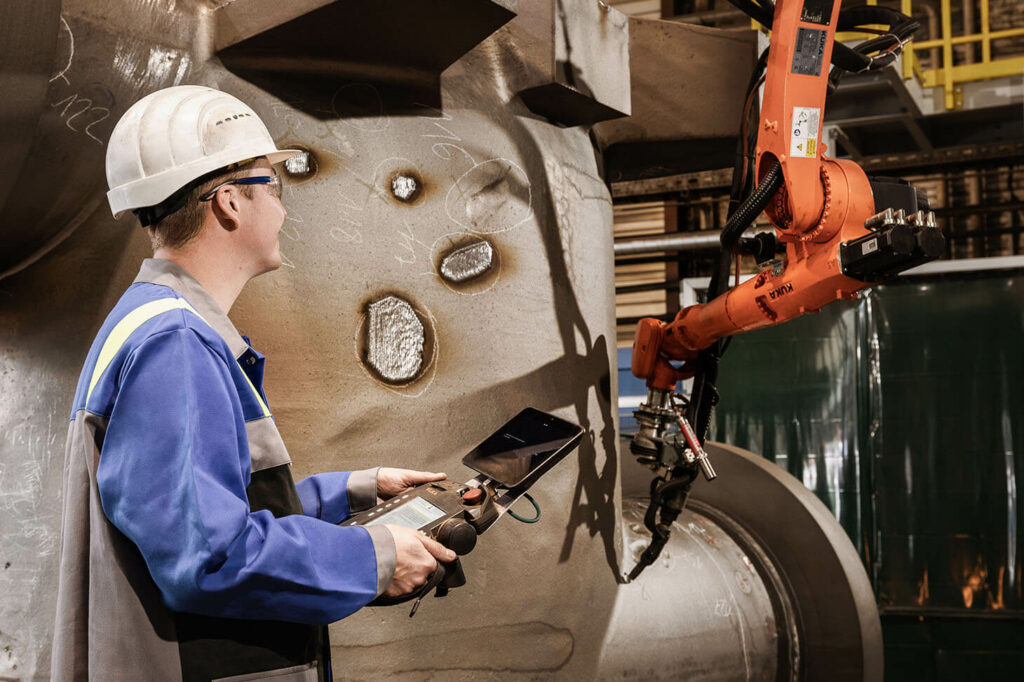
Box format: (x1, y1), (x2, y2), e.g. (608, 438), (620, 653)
(363, 525), (397, 596)
(347, 467), (380, 513)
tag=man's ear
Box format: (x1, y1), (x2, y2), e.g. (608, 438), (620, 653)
(210, 186), (242, 232)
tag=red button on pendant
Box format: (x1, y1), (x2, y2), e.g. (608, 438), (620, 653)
(461, 488), (484, 505)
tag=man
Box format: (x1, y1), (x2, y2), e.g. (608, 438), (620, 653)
(51, 85), (454, 681)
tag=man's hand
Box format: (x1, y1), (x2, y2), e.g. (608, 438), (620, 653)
(376, 467), (446, 500)
(383, 525), (456, 597)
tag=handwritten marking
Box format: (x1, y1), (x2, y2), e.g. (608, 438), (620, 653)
(394, 222), (431, 266)
(444, 158), (533, 234)
(414, 102), (453, 121)
(280, 221), (300, 242)
(329, 217), (363, 244)
(83, 108), (111, 143)
(323, 185), (366, 245)
(269, 100), (304, 137)
(415, 102), (476, 164)
(431, 143), (476, 164)
(281, 201), (303, 242)
(313, 125), (356, 159)
(50, 93), (110, 145)
(421, 121), (460, 141)
(49, 16), (74, 84)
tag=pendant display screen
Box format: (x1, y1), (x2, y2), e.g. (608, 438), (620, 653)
(364, 496), (447, 529)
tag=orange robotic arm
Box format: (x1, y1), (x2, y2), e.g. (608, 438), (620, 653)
(632, 0), (943, 394)
(625, 0), (936, 582)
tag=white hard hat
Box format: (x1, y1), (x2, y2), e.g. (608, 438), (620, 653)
(105, 85), (299, 220)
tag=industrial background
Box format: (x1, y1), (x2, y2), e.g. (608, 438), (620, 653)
(0, 0), (1021, 680)
(612, 0), (1024, 679)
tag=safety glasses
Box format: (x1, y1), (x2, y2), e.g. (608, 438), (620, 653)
(199, 175), (282, 202)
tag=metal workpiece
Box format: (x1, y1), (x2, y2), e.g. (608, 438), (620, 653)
(611, 440), (882, 681)
(0, 2), (622, 677)
(599, 498), (790, 681)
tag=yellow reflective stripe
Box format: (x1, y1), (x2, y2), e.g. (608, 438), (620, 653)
(85, 297), (272, 419)
(238, 365), (271, 418)
(86, 298), (200, 406)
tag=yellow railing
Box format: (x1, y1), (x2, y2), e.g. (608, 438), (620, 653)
(763, 1), (1024, 111)
(900, 0), (1024, 109)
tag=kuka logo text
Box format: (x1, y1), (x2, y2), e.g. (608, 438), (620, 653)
(768, 283), (794, 300)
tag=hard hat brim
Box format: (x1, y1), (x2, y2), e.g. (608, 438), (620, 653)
(108, 146), (303, 219)
(267, 149), (302, 166)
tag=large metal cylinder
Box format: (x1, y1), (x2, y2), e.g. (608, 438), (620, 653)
(601, 499), (793, 680)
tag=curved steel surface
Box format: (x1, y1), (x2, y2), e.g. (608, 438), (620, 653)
(0, 0), (201, 281)
(600, 498), (788, 681)
(0, 0), (61, 218)
(689, 441), (884, 681)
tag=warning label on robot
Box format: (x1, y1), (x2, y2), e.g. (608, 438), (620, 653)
(790, 106), (820, 159)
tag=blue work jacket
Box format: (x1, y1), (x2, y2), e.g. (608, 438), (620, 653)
(51, 258), (395, 682)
